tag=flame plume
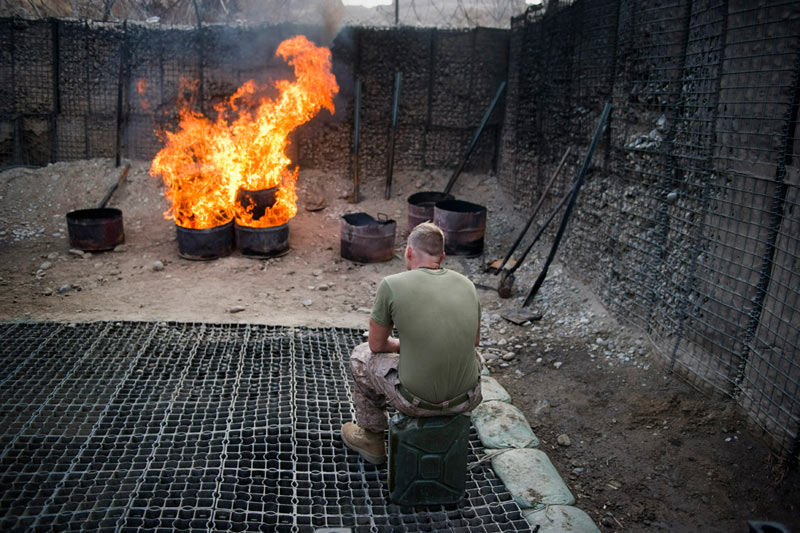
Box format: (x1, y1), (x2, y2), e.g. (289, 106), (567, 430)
(150, 35), (339, 229)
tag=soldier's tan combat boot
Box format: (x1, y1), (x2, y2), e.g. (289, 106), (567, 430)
(341, 422), (386, 464)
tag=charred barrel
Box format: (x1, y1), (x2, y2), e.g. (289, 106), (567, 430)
(434, 199), (487, 257)
(175, 220), (235, 260)
(407, 191), (454, 232)
(341, 213), (397, 263)
(235, 222), (289, 257)
(236, 186), (278, 221)
(66, 208), (124, 251)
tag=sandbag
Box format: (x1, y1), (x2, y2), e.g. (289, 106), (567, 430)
(491, 448), (574, 510)
(480, 375), (512, 403)
(471, 400), (539, 449)
(523, 505), (600, 532)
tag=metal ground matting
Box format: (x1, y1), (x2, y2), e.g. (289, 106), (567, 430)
(0, 321), (529, 532)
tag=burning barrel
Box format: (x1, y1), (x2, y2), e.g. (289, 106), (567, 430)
(341, 213), (397, 263)
(433, 199), (487, 257)
(236, 223), (289, 257)
(175, 221), (235, 260)
(236, 186), (278, 221)
(233, 185), (290, 256)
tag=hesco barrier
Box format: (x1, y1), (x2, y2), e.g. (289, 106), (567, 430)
(0, 19), (508, 179)
(500, 0), (799, 462)
(0, 321), (530, 532)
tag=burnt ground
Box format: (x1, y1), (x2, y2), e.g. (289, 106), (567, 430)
(1, 158), (798, 531)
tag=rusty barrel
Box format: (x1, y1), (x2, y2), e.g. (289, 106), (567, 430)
(66, 207), (124, 251)
(175, 220), (234, 260)
(236, 186), (278, 221)
(433, 199), (487, 257)
(235, 222), (289, 257)
(407, 191), (454, 231)
(341, 213), (397, 263)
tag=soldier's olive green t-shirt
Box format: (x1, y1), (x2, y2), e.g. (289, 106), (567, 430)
(370, 267), (481, 403)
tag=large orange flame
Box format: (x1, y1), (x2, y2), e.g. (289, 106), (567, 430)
(150, 35), (339, 229)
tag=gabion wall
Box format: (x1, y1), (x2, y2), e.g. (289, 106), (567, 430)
(500, 0), (799, 461)
(0, 19), (508, 187)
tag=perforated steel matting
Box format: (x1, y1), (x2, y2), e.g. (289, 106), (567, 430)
(0, 321), (529, 532)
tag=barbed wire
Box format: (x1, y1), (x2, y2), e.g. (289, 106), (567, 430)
(340, 0), (534, 28)
(1, 0), (540, 29)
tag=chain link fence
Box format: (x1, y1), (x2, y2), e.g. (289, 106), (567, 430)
(501, 0), (799, 461)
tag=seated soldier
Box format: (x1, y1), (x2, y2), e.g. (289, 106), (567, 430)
(341, 222), (483, 464)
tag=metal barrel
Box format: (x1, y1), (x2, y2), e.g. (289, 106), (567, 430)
(340, 212), (397, 263)
(433, 199), (487, 257)
(66, 207), (124, 251)
(407, 191), (454, 231)
(235, 186), (278, 221)
(175, 220), (235, 260)
(235, 222), (289, 257)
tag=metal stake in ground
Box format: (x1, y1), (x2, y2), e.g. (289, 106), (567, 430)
(385, 72), (402, 200)
(351, 79), (362, 203)
(443, 81), (507, 195)
(522, 102), (612, 308)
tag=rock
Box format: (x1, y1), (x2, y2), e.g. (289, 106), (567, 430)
(228, 306), (246, 313)
(113, 244), (128, 253)
(39, 261), (52, 270)
(557, 434), (571, 446)
(152, 261), (164, 272)
(317, 285), (328, 291)
(312, 269), (322, 277)
(58, 284), (71, 294)
(302, 299), (313, 307)
(497, 338), (508, 346)
(553, 361), (563, 369)
(68, 249), (86, 258)
(502, 351), (516, 361)
(356, 307), (371, 314)
(46, 252), (59, 259)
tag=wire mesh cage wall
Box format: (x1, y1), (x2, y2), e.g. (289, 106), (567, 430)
(0, 18), (509, 180)
(503, 0), (800, 460)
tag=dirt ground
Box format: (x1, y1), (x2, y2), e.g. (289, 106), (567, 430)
(1, 158), (798, 531)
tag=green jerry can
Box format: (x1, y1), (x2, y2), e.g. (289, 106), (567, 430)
(388, 413), (471, 506)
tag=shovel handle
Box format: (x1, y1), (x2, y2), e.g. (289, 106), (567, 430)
(99, 163), (131, 209)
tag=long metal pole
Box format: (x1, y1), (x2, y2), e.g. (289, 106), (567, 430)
(523, 103), (612, 307)
(385, 71), (402, 200)
(115, 21), (127, 168)
(395, 0), (399, 25)
(494, 147), (570, 273)
(352, 79), (362, 203)
(443, 81), (507, 195)
(501, 178), (576, 281)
